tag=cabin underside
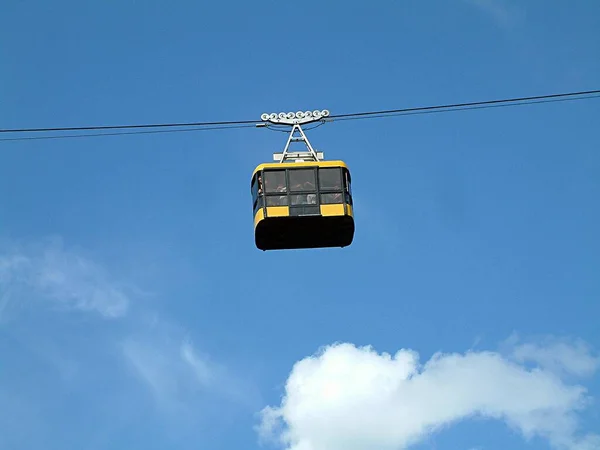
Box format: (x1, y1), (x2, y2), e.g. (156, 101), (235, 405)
(255, 215), (355, 251)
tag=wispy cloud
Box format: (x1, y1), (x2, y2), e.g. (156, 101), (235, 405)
(258, 337), (599, 450)
(0, 237), (129, 321)
(121, 315), (260, 415)
(0, 236), (259, 448)
(505, 333), (600, 378)
(463, 0), (526, 29)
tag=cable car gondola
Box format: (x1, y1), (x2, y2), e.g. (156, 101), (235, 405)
(251, 109), (355, 251)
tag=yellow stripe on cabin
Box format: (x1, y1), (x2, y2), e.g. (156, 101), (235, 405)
(265, 206), (289, 217)
(320, 204), (345, 216)
(254, 209), (264, 228)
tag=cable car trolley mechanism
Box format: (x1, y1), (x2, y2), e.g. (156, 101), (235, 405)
(251, 109), (355, 251)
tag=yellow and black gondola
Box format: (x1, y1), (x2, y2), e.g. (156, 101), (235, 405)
(251, 160), (355, 251)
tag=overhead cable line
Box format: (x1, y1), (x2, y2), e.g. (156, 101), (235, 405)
(1, 89), (599, 142)
(330, 94), (600, 122)
(0, 119), (258, 134)
(329, 89), (600, 120)
(0, 124), (256, 142)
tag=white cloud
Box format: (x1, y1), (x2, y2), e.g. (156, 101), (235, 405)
(0, 237), (129, 320)
(257, 339), (599, 450)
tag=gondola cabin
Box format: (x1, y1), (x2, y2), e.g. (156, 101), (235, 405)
(251, 160), (355, 251)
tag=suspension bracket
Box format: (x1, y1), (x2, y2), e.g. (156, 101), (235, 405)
(259, 109), (330, 163)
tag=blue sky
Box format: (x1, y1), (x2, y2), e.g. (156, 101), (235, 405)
(1, 1), (599, 449)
